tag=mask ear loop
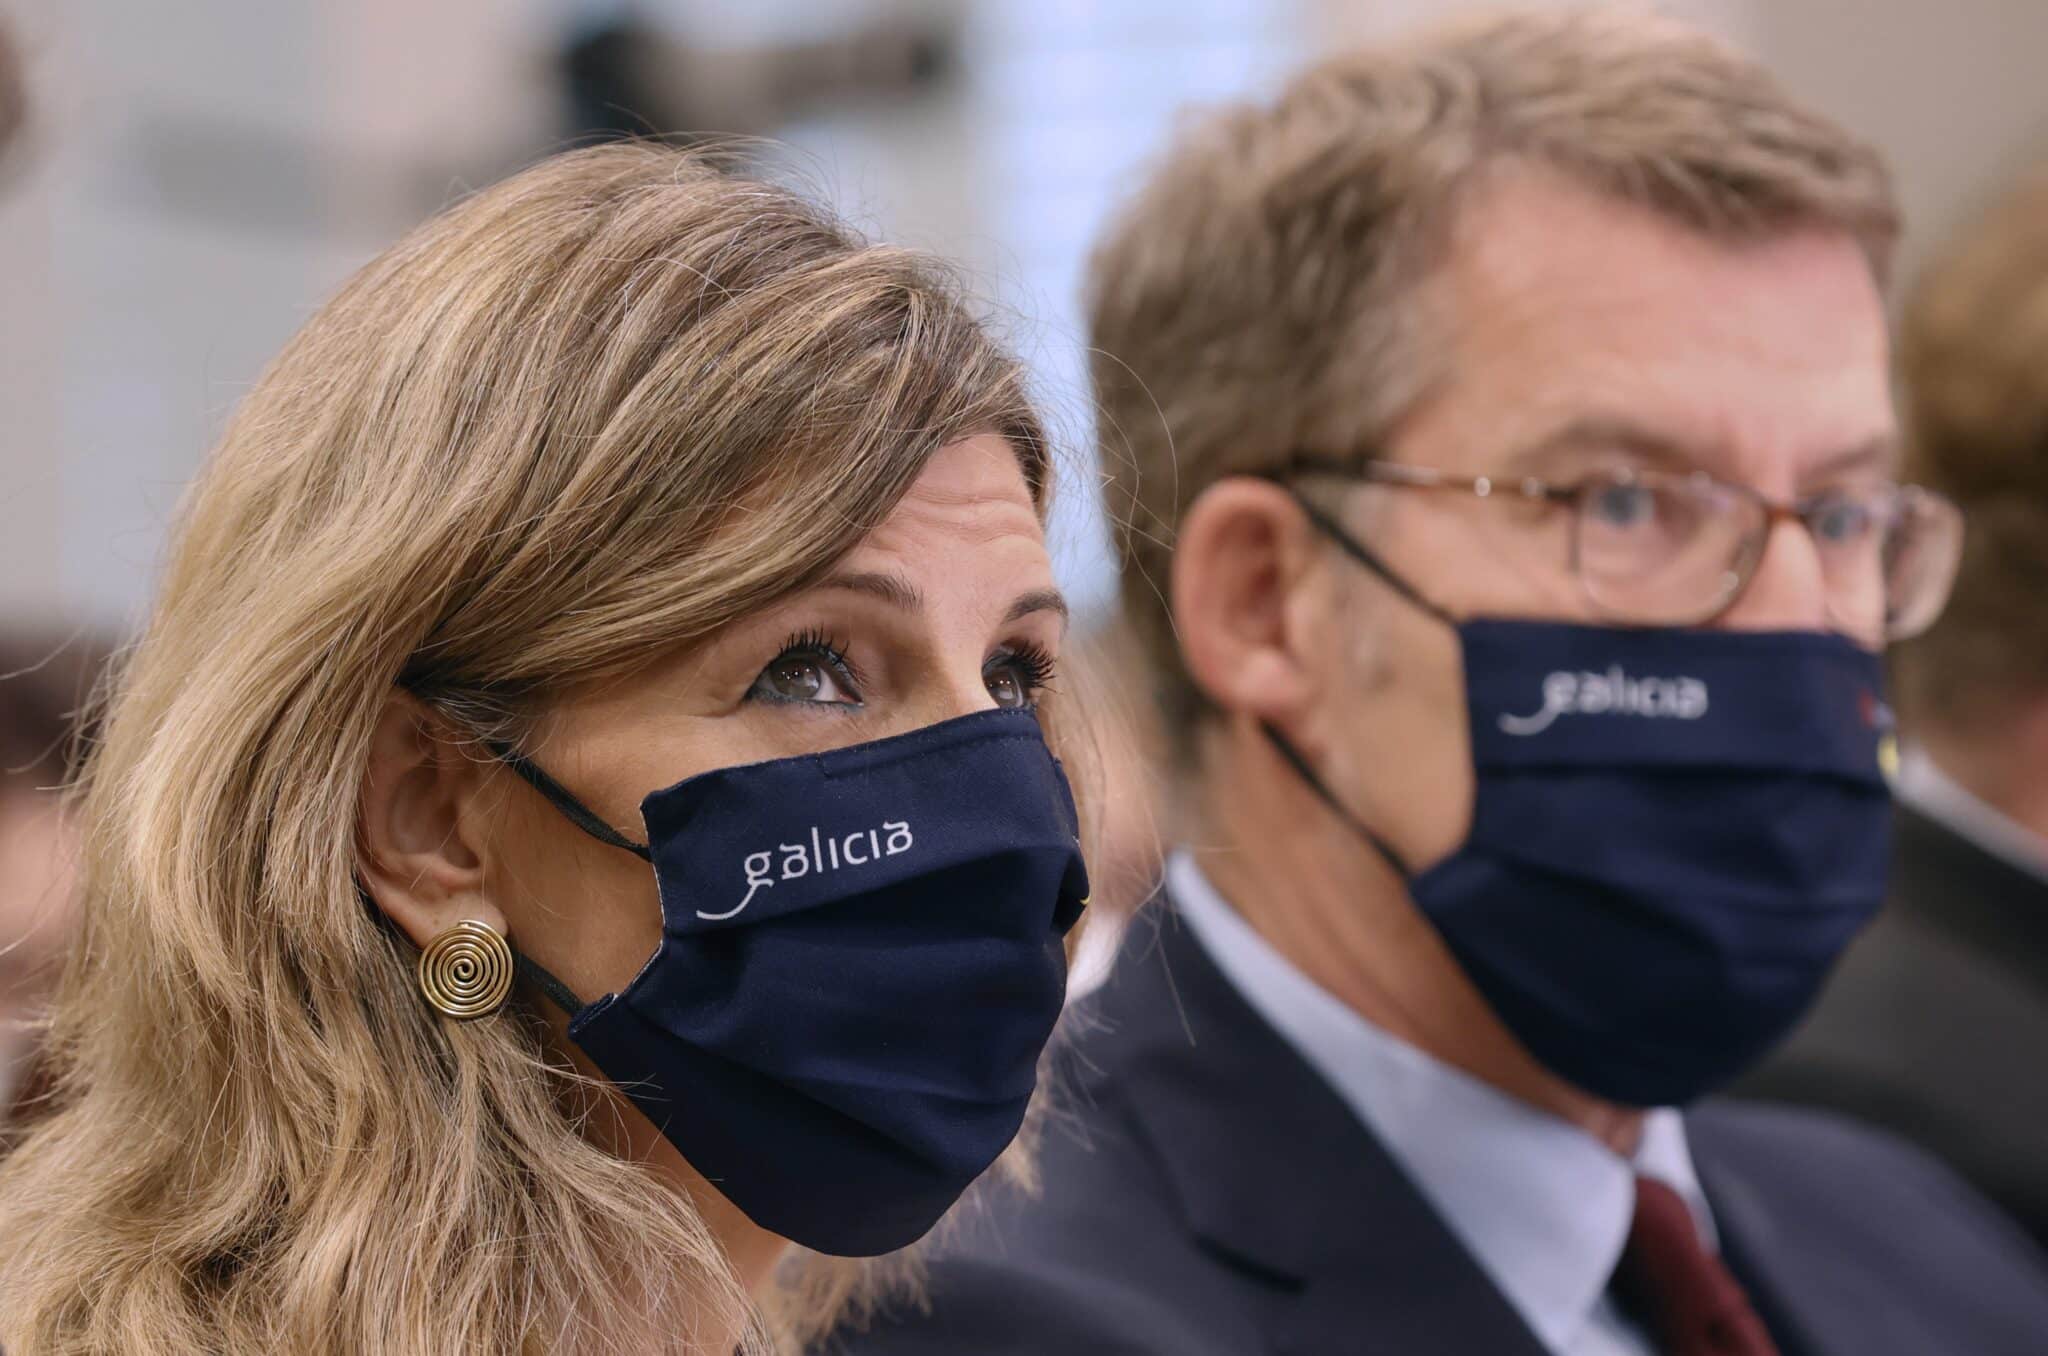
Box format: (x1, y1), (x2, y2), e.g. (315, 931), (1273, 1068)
(1254, 482), (1461, 882)
(487, 741), (654, 862)
(1259, 724), (1414, 879)
(482, 739), (660, 1015)
(514, 952), (587, 1017)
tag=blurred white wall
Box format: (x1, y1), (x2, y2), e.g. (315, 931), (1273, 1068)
(0, 0), (547, 633)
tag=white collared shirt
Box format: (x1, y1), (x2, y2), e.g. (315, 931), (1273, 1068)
(1894, 746), (2048, 887)
(1166, 852), (1717, 1356)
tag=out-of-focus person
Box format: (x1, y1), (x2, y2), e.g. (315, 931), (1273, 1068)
(826, 11), (2048, 1356)
(0, 630), (111, 1132)
(1055, 619), (1166, 994)
(1, 17), (71, 1138)
(1741, 170), (2048, 1248)
(0, 15), (23, 162)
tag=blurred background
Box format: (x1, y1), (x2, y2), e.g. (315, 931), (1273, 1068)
(6, 0), (2048, 633)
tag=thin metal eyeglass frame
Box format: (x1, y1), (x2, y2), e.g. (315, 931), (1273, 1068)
(1278, 452), (1947, 634)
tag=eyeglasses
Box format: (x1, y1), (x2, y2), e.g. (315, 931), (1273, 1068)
(1283, 455), (1965, 641)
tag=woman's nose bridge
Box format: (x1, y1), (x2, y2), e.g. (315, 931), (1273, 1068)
(900, 643), (998, 728)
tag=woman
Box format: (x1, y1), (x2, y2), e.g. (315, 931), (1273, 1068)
(0, 144), (1094, 1354)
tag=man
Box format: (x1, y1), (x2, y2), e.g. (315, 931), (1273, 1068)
(828, 11), (2048, 1355)
(1741, 170), (2048, 1248)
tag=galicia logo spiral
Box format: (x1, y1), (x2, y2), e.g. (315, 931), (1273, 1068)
(418, 919), (514, 1019)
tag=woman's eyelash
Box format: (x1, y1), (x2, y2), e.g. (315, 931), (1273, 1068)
(989, 641), (1059, 693)
(755, 631), (1053, 704)
(775, 628), (865, 687)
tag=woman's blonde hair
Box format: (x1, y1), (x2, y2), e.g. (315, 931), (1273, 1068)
(0, 142), (1070, 1355)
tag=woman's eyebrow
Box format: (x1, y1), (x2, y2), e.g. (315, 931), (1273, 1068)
(819, 571), (926, 612)
(813, 574), (1067, 629)
(1004, 588), (1069, 628)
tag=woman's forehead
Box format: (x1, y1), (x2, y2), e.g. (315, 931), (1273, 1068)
(864, 437), (1045, 547)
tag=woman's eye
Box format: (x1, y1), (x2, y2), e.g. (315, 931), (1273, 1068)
(749, 638), (862, 707)
(986, 665), (1030, 710)
(984, 645), (1057, 711)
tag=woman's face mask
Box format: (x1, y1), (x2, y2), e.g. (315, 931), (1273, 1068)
(502, 707), (1088, 1257)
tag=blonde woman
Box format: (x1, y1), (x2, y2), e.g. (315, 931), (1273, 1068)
(0, 143), (1093, 1355)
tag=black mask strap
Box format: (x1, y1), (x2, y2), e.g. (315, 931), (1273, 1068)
(486, 741), (654, 863)
(514, 951), (587, 1016)
(1259, 480), (1450, 880)
(1260, 723), (1413, 880)
(484, 741), (652, 1016)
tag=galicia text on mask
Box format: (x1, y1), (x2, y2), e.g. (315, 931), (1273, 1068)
(1498, 665), (1709, 736)
(718, 820), (916, 921)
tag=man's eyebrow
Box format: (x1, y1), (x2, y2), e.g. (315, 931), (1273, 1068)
(1501, 417), (1901, 488)
(817, 571), (926, 612)
(1802, 433), (1899, 484)
(1003, 588), (1070, 628)
(1499, 415), (1705, 476)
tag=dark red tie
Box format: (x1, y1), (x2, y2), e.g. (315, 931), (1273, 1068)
(1612, 1176), (1779, 1356)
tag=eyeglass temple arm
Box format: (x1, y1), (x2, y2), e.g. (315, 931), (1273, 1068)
(1284, 454), (1568, 501)
(1279, 486), (1457, 626)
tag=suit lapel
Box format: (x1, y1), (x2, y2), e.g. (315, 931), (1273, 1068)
(1690, 1143), (1824, 1356)
(1084, 901), (1550, 1355)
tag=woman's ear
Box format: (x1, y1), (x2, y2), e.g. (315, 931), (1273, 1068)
(1170, 478), (1333, 732)
(358, 692), (506, 948)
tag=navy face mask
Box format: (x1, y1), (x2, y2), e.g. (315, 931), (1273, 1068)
(497, 708), (1089, 1257)
(1277, 497), (1893, 1108)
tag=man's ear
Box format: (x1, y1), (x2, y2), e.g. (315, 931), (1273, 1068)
(358, 692), (506, 949)
(1171, 478), (1334, 732)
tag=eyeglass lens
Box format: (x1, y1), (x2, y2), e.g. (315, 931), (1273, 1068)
(1570, 470), (1961, 640)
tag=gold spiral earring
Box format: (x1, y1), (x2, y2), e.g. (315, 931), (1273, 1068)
(417, 919), (515, 1020)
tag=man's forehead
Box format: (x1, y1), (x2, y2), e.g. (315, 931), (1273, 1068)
(1405, 167), (1896, 486)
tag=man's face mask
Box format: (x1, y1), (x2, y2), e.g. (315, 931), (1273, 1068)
(498, 708), (1090, 1256)
(1265, 483), (1900, 1108)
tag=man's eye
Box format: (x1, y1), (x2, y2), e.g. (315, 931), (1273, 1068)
(1589, 482), (1659, 530)
(1809, 494), (1877, 546)
(749, 634), (863, 707)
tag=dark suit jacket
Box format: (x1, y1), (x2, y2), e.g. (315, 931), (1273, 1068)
(826, 899), (2048, 1355)
(1740, 802), (2048, 1250)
